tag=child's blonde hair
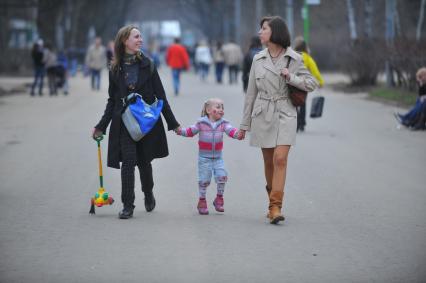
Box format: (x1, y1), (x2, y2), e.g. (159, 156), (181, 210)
(201, 98), (224, 117)
(416, 67), (426, 84)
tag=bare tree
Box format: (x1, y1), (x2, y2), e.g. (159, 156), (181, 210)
(417, 0), (426, 41)
(394, 1), (401, 38)
(385, 0), (396, 87)
(177, 0), (214, 40)
(364, 0), (373, 38)
(255, 0), (263, 31)
(68, 1), (85, 48)
(346, 0), (357, 40)
(37, 0), (62, 44)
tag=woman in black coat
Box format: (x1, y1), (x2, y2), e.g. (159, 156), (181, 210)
(92, 25), (180, 219)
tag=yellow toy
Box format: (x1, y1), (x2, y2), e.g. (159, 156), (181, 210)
(90, 135), (114, 214)
(91, 188), (114, 209)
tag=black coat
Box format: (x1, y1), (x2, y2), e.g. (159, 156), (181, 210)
(95, 55), (179, 169)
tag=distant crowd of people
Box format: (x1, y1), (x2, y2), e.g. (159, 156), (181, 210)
(31, 25), (423, 135)
(164, 37), (248, 96)
(29, 36), (114, 96)
(31, 33), (313, 100)
(30, 39), (69, 96)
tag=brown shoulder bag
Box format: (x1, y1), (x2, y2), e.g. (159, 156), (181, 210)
(286, 57), (307, 107)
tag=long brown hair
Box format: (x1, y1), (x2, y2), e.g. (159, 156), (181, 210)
(111, 24), (139, 73)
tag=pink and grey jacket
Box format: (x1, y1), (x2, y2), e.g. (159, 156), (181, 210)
(178, 116), (239, 159)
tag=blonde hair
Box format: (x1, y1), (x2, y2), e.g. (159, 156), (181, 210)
(111, 25), (141, 73)
(416, 67), (426, 84)
(201, 98), (224, 117)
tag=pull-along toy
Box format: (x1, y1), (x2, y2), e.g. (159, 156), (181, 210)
(90, 135), (114, 214)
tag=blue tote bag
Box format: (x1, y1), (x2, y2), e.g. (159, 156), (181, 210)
(121, 93), (163, 141)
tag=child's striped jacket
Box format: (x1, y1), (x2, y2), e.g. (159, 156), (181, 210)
(178, 116), (239, 159)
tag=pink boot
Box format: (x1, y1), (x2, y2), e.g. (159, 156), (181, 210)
(213, 195), (224, 212)
(197, 198), (209, 215)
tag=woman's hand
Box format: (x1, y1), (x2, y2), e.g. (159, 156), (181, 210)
(92, 128), (103, 139)
(237, 129), (246, 140)
(280, 68), (290, 82)
(173, 126), (181, 134)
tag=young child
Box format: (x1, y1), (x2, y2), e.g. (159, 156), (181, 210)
(175, 98), (241, 214)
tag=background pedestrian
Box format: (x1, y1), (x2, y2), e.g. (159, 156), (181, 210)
(195, 40), (212, 82)
(213, 41), (225, 84)
(44, 42), (58, 96)
(395, 67), (426, 130)
(30, 39), (45, 96)
(242, 36), (262, 93)
(85, 37), (107, 91)
(293, 36), (324, 132)
(166, 38), (190, 96)
(222, 40), (243, 85)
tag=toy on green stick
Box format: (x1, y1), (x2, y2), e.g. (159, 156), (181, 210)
(90, 135), (114, 214)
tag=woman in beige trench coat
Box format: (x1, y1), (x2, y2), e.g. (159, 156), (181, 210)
(238, 16), (318, 224)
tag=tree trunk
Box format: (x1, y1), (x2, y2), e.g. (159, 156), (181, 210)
(234, 0), (241, 45)
(37, 0), (62, 44)
(394, 1), (401, 37)
(346, 0), (357, 41)
(364, 0), (373, 38)
(385, 0), (396, 87)
(417, 0), (426, 41)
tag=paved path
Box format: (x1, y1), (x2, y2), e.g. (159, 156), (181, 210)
(0, 70), (425, 282)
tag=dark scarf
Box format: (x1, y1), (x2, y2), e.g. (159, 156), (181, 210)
(123, 52), (141, 91)
(123, 53), (138, 65)
(419, 84), (426, 97)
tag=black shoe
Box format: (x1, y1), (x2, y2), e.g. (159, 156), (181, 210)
(118, 205), (135, 219)
(144, 192), (156, 212)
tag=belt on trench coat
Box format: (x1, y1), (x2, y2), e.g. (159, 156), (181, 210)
(258, 92), (288, 122)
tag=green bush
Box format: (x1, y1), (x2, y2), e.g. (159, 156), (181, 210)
(369, 87), (417, 106)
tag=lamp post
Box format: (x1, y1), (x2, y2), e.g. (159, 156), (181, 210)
(302, 0), (320, 45)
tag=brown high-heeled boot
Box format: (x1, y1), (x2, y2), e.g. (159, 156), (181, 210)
(266, 185), (272, 218)
(268, 190), (285, 224)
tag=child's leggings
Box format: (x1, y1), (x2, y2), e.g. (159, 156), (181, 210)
(198, 156), (228, 198)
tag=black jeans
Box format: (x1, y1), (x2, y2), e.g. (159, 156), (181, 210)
(91, 69), (101, 90)
(297, 103), (306, 130)
(119, 127), (154, 208)
(31, 66), (45, 95)
(228, 65), (239, 84)
(215, 62), (225, 83)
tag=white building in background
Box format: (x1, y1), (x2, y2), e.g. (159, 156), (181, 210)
(8, 19), (38, 49)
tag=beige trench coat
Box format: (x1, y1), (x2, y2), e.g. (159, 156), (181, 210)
(240, 47), (318, 148)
